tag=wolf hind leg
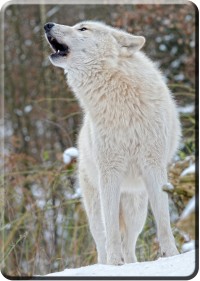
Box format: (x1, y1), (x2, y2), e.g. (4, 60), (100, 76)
(143, 166), (179, 257)
(120, 188), (148, 263)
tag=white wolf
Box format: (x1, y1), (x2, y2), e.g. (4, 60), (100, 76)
(44, 21), (181, 265)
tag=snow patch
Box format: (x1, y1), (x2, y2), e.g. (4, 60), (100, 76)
(24, 105), (33, 113)
(181, 163), (195, 177)
(46, 251), (196, 277)
(178, 104), (194, 114)
(180, 196), (195, 220)
(63, 147), (79, 164)
(182, 241), (195, 253)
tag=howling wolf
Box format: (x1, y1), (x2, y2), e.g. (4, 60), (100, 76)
(44, 21), (180, 265)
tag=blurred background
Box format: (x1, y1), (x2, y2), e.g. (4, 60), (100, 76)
(1, 3), (196, 277)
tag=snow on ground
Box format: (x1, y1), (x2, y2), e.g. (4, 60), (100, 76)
(182, 241), (195, 253)
(181, 163), (195, 177)
(46, 250), (196, 277)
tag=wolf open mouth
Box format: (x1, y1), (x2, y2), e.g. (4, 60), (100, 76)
(47, 35), (69, 57)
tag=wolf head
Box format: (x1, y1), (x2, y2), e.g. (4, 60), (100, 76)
(44, 21), (145, 71)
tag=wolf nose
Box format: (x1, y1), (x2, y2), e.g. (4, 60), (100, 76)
(44, 22), (55, 32)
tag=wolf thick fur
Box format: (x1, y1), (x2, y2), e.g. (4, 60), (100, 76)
(45, 21), (181, 265)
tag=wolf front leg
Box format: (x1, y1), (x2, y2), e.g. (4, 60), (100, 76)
(143, 166), (179, 257)
(79, 167), (107, 264)
(98, 169), (124, 265)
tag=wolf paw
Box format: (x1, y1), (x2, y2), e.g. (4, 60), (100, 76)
(107, 254), (124, 265)
(161, 247), (179, 257)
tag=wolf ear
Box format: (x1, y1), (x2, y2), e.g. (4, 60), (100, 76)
(112, 29), (145, 51)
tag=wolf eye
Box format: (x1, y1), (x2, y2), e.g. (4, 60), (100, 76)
(78, 27), (87, 31)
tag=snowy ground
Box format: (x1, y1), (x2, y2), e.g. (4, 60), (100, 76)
(46, 250), (196, 277)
